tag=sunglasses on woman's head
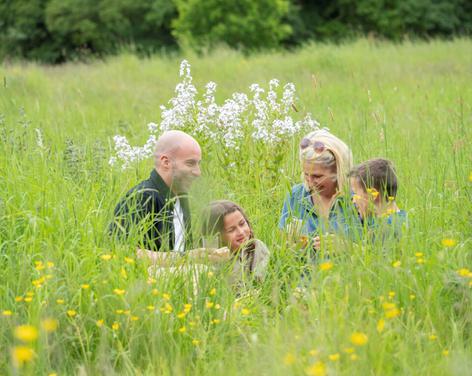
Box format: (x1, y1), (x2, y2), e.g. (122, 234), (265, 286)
(299, 138), (326, 153)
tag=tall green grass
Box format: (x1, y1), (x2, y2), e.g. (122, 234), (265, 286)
(0, 39), (471, 375)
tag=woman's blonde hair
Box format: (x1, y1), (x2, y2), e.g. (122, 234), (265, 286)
(299, 128), (353, 193)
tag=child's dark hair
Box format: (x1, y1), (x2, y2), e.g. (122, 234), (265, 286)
(349, 158), (398, 200)
(201, 200), (256, 272)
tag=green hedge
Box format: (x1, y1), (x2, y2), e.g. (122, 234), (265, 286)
(1, 0), (471, 63)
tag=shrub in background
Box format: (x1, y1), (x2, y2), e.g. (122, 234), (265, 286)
(172, 0), (292, 52)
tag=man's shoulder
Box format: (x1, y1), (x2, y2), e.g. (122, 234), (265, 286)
(117, 175), (167, 212)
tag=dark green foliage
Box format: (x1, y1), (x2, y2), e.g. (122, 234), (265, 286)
(288, 0), (472, 44)
(0, 0), (177, 63)
(0, 0), (471, 63)
(172, 0), (292, 52)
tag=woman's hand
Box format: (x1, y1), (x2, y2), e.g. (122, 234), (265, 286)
(187, 247), (231, 264)
(207, 247), (231, 263)
(313, 236), (321, 251)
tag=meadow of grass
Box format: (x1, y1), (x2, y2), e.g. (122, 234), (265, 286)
(0, 39), (471, 375)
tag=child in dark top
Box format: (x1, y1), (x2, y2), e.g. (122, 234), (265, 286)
(348, 158), (407, 242)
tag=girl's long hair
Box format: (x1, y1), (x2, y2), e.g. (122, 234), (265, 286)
(201, 200), (256, 271)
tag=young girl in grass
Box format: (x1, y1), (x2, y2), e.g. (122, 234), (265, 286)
(202, 200), (270, 288)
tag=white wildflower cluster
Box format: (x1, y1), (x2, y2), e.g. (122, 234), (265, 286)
(35, 128), (44, 150)
(110, 60), (320, 168)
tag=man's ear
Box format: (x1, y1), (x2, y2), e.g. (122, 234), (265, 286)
(159, 154), (171, 169)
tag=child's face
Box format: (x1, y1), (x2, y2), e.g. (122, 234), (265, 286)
(222, 210), (251, 252)
(350, 177), (372, 219)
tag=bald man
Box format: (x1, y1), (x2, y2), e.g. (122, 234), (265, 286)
(110, 130), (202, 262)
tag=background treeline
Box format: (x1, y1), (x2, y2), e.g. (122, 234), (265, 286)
(1, 0), (471, 63)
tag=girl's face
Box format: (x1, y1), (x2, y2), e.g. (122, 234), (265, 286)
(222, 210), (251, 252)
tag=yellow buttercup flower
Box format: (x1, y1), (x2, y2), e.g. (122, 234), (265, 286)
(429, 334), (437, 341)
(124, 257), (135, 264)
(205, 301), (214, 309)
(392, 260), (401, 268)
(112, 322), (120, 330)
(457, 268), (470, 277)
(15, 296), (24, 302)
(96, 319), (104, 327)
(164, 303), (173, 314)
(283, 352), (296, 365)
(442, 349), (449, 357)
(192, 339), (200, 346)
(56, 299), (65, 305)
(14, 325), (38, 342)
(209, 288), (216, 296)
(100, 254), (112, 261)
(305, 361), (326, 376)
(177, 312), (186, 319)
(131, 316), (139, 321)
(146, 305), (155, 311)
(377, 319), (385, 333)
(350, 332), (368, 346)
(328, 353), (340, 361)
(382, 302), (396, 310)
(2, 310), (13, 316)
(183, 303), (192, 313)
(81, 284), (90, 290)
(441, 239), (457, 248)
(67, 310), (77, 318)
(163, 293), (171, 300)
(385, 308), (401, 319)
(12, 346), (35, 366)
(241, 308), (250, 316)
(41, 319), (58, 333)
(319, 261), (333, 271)
(178, 326), (186, 333)
(113, 289), (125, 296)
(151, 289), (159, 296)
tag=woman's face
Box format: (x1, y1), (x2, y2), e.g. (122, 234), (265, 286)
(222, 210), (251, 252)
(303, 161), (337, 198)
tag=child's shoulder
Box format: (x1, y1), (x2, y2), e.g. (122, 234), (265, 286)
(254, 239), (270, 256)
(386, 210), (407, 225)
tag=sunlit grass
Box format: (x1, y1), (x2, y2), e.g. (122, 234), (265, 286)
(0, 39), (471, 375)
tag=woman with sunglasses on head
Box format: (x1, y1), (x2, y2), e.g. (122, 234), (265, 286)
(279, 128), (357, 251)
